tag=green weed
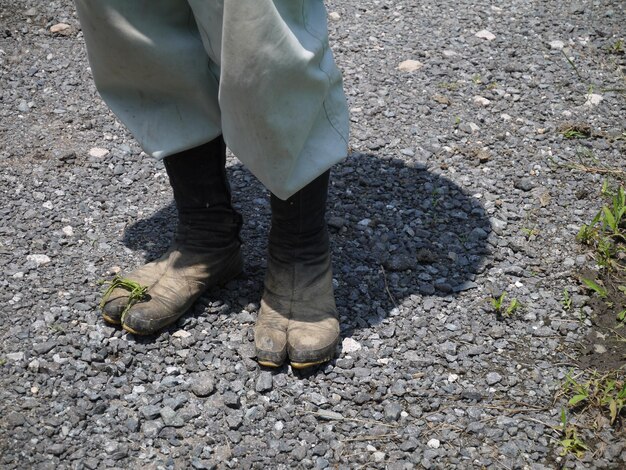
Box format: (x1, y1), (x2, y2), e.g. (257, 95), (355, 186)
(563, 129), (589, 139)
(580, 277), (608, 299)
(608, 39), (624, 54)
(559, 409), (588, 458)
(99, 276), (149, 322)
(577, 184), (626, 272)
(522, 226), (539, 240)
(562, 289), (572, 311)
(438, 81), (459, 91)
(563, 372), (626, 425)
(490, 292), (521, 316)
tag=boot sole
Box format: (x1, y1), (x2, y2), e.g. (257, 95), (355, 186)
(122, 324), (147, 336)
(102, 313), (121, 325)
(257, 359), (284, 368)
(290, 356), (333, 369)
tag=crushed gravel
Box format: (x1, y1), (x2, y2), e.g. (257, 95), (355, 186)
(1, 0), (625, 468)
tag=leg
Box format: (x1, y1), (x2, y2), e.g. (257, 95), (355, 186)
(101, 137), (243, 335)
(217, 0), (350, 200)
(73, 0), (222, 157)
(74, 2), (242, 334)
(255, 171), (339, 368)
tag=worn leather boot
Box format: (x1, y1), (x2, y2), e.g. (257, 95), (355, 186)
(255, 171), (339, 368)
(101, 136), (243, 335)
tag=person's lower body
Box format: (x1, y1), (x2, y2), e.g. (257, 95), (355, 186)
(74, 0), (349, 367)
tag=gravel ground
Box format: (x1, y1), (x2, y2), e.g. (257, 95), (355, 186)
(1, 1), (625, 468)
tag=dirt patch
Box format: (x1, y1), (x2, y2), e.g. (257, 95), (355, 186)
(577, 269), (626, 372)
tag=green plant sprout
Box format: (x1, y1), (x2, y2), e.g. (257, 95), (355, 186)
(577, 185), (626, 272)
(490, 292), (521, 316)
(608, 39), (624, 54)
(580, 277), (608, 299)
(505, 298), (522, 316)
(559, 409), (588, 458)
(562, 289), (572, 311)
(99, 276), (149, 322)
(522, 226), (539, 239)
(563, 372), (626, 425)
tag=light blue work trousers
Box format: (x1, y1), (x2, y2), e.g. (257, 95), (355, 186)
(74, 0), (349, 199)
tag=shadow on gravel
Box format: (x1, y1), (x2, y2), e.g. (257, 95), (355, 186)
(120, 153), (492, 341)
(328, 153), (492, 336)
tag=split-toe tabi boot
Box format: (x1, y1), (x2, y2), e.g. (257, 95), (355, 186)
(255, 171), (340, 368)
(101, 136), (243, 335)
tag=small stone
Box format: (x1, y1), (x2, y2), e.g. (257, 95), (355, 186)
(62, 226), (74, 237)
(384, 252), (417, 271)
(172, 330), (192, 339)
(473, 96), (491, 107)
(373, 451), (386, 462)
(6, 412), (26, 428)
(125, 418), (140, 432)
(50, 23), (71, 34)
(550, 40), (565, 50)
(514, 178), (535, 191)
(255, 372), (273, 393)
(161, 407), (185, 427)
(49, 444), (66, 456)
(439, 341), (457, 356)
(594, 344), (607, 354)
(214, 445), (232, 461)
(6, 352), (24, 361)
(416, 249), (438, 264)
(139, 405), (161, 420)
(223, 392), (241, 409)
(292, 445), (307, 461)
(459, 122), (480, 134)
(34, 341), (56, 355)
(399, 439), (418, 452)
(327, 216), (345, 229)
(427, 438), (440, 449)
(584, 93), (603, 107)
(142, 420), (164, 438)
(226, 411), (243, 430)
(384, 403), (403, 422)
(533, 326), (554, 337)
(309, 392), (328, 406)
(328, 12), (341, 21)
(398, 60), (423, 72)
(486, 372), (503, 385)
(341, 337), (361, 353)
(27, 254), (51, 266)
(316, 409), (343, 421)
(89, 147), (109, 158)
(442, 50), (458, 58)
(191, 373), (216, 397)
(433, 94), (451, 105)
(475, 29), (496, 41)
